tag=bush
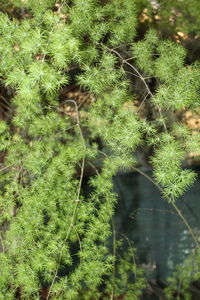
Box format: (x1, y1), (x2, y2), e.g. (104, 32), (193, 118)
(0, 0), (199, 299)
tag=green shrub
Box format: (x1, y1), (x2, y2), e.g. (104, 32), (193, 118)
(0, 1), (199, 299)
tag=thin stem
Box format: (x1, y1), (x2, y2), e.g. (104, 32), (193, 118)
(0, 163), (18, 173)
(47, 99), (86, 300)
(171, 201), (199, 248)
(77, 94), (91, 109)
(98, 150), (108, 158)
(73, 226), (83, 262)
(0, 101), (12, 112)
(109, 47), (167, 133)
(132, 166), (199, 249)
(86, 160), (99, 175)
(0, 233), (5, 253)
(124, 58), (167, 132)
(107, 49), (173, 228)
(130, 207), (178, 219)
(116, 231), (137, 280)
(0, 95), (12, 112)
(124, 56), (137, 61)
(124, 69), (141, 79)
(112, 43), (132, 50)
(111, 220), (116, 300)
(137, 92), (150, 112)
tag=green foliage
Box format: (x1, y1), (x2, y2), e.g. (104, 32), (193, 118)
(132, 29), (159, 75)
(153, 0), (200, 37)
(152, 136), (197, 199)
(0, 121), (11, 151)
(165, 248), (200, 300)
(133, 29), (200, 201)
(105, 240), (146, 300)
(0, 0), (199, 299)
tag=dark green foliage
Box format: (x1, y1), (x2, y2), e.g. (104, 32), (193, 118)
(132, 29), (200, 200)
(165, 248), (200, 300)
(0, 0), (200, 299)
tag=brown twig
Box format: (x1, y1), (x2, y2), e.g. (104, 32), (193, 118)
(109, 48), (167, 132)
